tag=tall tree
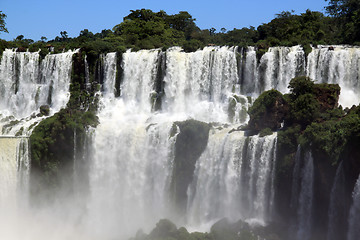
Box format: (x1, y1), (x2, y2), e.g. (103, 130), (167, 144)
(0, 11), (8, 33)
(325, 0), (360, 42)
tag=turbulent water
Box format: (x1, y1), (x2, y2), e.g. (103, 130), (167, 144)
(0, 137), (30, 208)
(347, 174), (360, 240)
(295, 151), (314, 240)
(1, 45), (360, 239)
(0, 49), (78, 239)
(187, 130), (277, 228)
(0, 49), (77, 135)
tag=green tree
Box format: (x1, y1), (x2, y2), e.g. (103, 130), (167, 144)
(325, 0), (360, 42)
(60, 31), (68, 39)
(0, 11), (8, 33)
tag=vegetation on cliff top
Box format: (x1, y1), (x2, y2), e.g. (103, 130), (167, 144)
(1, 0), (360, 57)
(248, 75), (358, 166)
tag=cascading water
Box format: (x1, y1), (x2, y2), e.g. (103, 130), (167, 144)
(295, 151), (314, 240)
(0, 49), (77, 239)
(87, 50), (176, 239)
(239, 45), (305, 95)
(307, 45), (360, 108)
(327, 162), (347, 240)
(347, 174), (360, 240)
(0, 49), (77, 135)
(163, 46), (245, 123)
(86, 47), (254, 238)
(0, 137), (29, 208)
(1, 44), (360, 239)
(290, 145), (302, 210)
(187, 130), (277, 229)
(86, 45), (360, 239)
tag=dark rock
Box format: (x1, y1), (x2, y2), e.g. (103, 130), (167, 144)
(40, 105), (50, 116)
(170, 119), (210, 216)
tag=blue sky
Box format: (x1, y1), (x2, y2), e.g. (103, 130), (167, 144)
(1, 0), (327, 41)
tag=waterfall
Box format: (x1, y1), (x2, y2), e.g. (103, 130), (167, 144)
(307, 45), (360, 108)
(243, 45), (305, 95)
(295, 151), (314, 240)
(347, 174), (360, 240)
(0, 49), (40, 118)
(291, 145), (302, 210)
(187, 130), (277, 228)
(0, 48), (75, 214)
(87, 47), (254, 238)
(240, 46), (258, 94)
(327, 162), (346, 240)
(87, 49), (175, 239)
(0, 137), (30, 209)
(0, 49), (76, 238)
(86, 46), (360, 238)
(0, 49), (77, 136)
(162, 46), (242, 123)
(2, 45), (360, 239)
(102, 52), (117, 97)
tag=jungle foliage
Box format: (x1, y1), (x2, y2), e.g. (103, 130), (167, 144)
(1, 0), (360, 56)
(248, 76), (359, 166)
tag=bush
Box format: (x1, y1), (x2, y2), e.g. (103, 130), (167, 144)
(248, 89), (287, 131)
(182, 39), (203, 52)
(288, 76), (315, 99)
(259, 127), (273, 137)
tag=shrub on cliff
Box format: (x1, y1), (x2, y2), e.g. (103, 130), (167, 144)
(248, 89), (288, 131)
(299, 107), (360, 164)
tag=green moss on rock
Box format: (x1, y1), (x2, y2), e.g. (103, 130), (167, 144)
(170, 119), (210, 215)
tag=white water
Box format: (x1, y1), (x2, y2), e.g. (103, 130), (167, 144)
(290, 145), (302, 210)
(187, 130), (277, 228)
(347, 174), (360, 240)
(0, 49), (77, 135)
(163, 46), (246, 123)
(1, 45), (360, 239)
(87, 50), (176, 239)
(0, 49), (77, 239)
(307, 45), (360, 108)
(327, 162), (346, 240)
(86, 48), (264, 238)
(0, 137), (30, 210)
(296, 151), (314, 240)
(257, 46), (305, 93)
(86, 46), (360, 238)
(239, 45), (360, 108)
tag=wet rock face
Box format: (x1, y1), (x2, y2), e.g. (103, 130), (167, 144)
(248, 89), (288, 131)
(170, 119), (210, 214)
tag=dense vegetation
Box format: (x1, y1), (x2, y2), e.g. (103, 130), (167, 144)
(1, 0), (360, 57)
(247, 76), (355, 165)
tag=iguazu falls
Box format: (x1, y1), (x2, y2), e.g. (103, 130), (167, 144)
(1, 1), (360, 240)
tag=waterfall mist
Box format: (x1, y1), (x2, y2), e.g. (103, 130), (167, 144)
(1, 45), (360, 240)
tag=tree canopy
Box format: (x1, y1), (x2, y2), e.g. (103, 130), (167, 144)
(0, 11), (8, 34)
(1, 0), (360, 54)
